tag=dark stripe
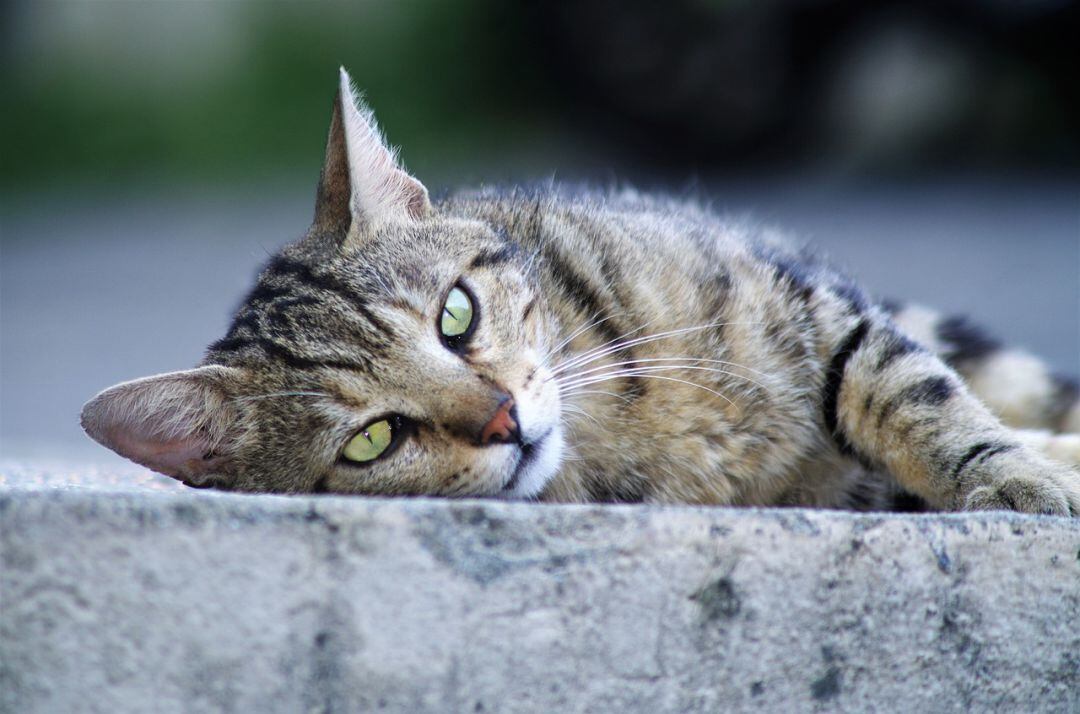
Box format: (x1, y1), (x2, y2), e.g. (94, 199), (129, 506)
(768, 255), (815, 304)
(543, 250), (604, 317)
(706, 271), (735, 344)
(207, 335), (252, 354)
(711, 269), (734, 296)
(951, 442), (992, 479)
(831, 281), (869, 315)
(845, 479), (878, 510)
(876, 376), (954, 429)
(543, 246), (647, 400)
(268, 294), (322, 312)
(259, 296), (328, 345)
(243, 282), (294, 305)
(215, 256), (392, 370)
(596, 252), (651, 403)
(216, 294), (319, 357)
(890, 491), (928, 513)
(256, 336), (369, 373)
(875, 330), (921, 372)
(584, 474), (646, 504)
(822, 320), (871, 452)
(951, 441), (1015, 480)
(469, 244), (519, 270)
(229, 311), (260, 334)
(751, 247), (815, 305)
(266, 257), (393, 339)
(209, 311), (262, 354)
(937, 316), (1001, 366)
(522, 298), (536, 322)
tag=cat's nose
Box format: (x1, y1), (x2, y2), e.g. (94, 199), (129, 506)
(480, 397), (521, 446)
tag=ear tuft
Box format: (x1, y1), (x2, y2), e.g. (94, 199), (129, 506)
(80, 366), (243, 488)
(335, 67), (430, 231)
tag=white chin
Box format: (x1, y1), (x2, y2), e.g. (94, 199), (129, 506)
(497, 426), (564, 500)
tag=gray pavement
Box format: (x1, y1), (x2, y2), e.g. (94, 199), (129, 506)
(2, 176), (1078, 465)
(3, 487), (1078, 713)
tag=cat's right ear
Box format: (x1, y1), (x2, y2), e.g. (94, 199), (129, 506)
(80, 366), (245, 488)
(310, 67), (431, 244)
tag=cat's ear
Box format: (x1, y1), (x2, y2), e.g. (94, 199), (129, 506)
(311, 67), (431, 241)
(80, 366), (245, 488)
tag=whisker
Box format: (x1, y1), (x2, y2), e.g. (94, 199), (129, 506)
(541, 311), (620, 364)
(557, 364), (761, 393)
(549, 317), (663, 374)
(560, 405), (602, 428)
(559, 372), (740, 412)
(551, 321), (762, 376)
(557, 357), (770, 388)
(563, 388), (636, 405)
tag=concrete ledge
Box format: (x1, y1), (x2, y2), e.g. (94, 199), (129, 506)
(2, 486), (1079, 713)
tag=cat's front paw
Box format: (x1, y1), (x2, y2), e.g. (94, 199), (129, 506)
(961, 455), (1080, 517)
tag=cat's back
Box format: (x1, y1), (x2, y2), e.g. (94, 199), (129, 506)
(442, 183), (787, 288)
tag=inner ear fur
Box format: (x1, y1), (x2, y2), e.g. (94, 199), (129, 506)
(80, 365), (245, 488)
(310, 67), (431, 248)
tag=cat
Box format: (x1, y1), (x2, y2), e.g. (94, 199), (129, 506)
(80, 68), (1080, 515)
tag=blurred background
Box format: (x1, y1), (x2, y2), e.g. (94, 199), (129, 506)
(2, 0), (1078, 466)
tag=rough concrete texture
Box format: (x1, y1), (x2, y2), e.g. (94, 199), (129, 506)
(2, 482), (1079, 713)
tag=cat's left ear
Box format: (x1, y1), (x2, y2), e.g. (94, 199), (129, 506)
(80, 366), (245, 489)
(311, 67), (431, 241)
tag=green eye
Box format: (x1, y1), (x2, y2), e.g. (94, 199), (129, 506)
(343, 419), (394, 463)
(440, 286), (474, 339)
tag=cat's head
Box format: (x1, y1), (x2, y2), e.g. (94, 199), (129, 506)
(81, 69), (565, 498)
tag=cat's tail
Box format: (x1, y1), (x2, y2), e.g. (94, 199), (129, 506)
(885, 302), (1079, 435)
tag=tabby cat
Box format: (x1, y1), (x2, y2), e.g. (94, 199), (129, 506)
(81, 69), (1080, 514)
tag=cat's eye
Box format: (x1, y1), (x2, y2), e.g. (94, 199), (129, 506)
(440, 285), (475, 343)
(343, 418), (396, 463)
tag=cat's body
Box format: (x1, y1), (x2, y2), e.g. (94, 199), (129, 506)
(441, 187), (892, 509)
(81, 70), (1080, 515)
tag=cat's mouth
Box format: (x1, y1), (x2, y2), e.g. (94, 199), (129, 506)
(500, 427), (558, 497)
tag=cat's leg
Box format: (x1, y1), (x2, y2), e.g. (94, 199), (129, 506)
(886, 302), (1079, 433)
(820, 306), (1080, 515)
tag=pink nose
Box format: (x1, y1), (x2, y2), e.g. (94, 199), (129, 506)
(480, 398), (519, 445)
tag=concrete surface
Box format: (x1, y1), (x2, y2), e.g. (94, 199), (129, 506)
(2, 465), (1079, 713)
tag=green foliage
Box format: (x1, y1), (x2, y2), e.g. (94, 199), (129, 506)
(1, 1), (557, 188)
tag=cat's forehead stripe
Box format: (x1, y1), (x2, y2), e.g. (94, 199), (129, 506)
(263, 256), (393, 339)
(206, 251), (410, 371)
(468, 242), (520, 271)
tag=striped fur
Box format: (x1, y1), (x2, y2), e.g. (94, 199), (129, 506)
(81, 71), (1080, 515)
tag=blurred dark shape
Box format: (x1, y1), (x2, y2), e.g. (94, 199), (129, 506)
(2, 0), (1077, 189)
(525, 0), (1080, 171)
